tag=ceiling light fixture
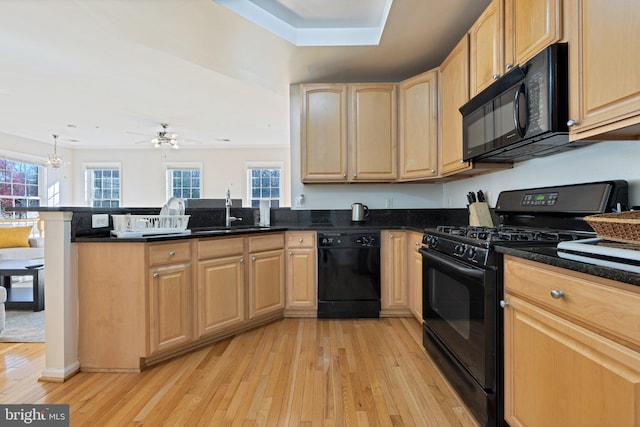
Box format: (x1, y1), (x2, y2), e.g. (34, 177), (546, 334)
(151, 123), (180, 149)
(45, 134), (65, 168)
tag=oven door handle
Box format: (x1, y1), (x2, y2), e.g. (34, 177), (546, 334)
(419, 248), (485, 280)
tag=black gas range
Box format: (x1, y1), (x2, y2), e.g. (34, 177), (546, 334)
(420, 180), (628, 427)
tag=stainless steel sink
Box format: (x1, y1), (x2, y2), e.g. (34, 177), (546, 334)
(190, 226), (272, 235)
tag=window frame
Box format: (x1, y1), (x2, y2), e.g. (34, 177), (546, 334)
(245, 162), (283, 208)
(84, 162), (122, 208)
(165, 162), (203, 200)
(0, 156), (43, 218)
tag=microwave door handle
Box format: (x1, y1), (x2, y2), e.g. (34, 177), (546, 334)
(513, 83), (528, 137)
(419, 248), (485, 280)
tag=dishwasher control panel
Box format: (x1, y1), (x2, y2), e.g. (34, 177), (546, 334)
(318, 231), (380, 248)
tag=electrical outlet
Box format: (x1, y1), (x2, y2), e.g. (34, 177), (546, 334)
(92, 214), (109, 228)
(386, 198), (393, 208)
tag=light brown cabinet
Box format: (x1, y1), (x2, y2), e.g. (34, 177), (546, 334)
(381, 230), (411, 316)
(567, 0), (640, 141)
(285, 231), (317, 316)
(504, 0), (562, 70)
(247, 234), (285, 319)
(300, 83), (397, 183)
(147, 241), (194, 355)
(197, 237), (245, 337)
(398, 70), (439, 180)
(502, 256), (640, 427)
(300, 84), (348, 182)
(407, 231), (423, 322)
(469, 0), (504, 96)
(77, 232), (285, 372)
(439, 35), (473, 177)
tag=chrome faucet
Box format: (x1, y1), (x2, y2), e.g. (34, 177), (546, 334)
(225, 189), (242, 227)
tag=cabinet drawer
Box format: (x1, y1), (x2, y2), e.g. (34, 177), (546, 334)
(286, 231), (316, 249)
(249, 233), (284, 253)
(198, 237), (244, 260)
(504, 256), (640, 349)
(148, 241), (191, 266)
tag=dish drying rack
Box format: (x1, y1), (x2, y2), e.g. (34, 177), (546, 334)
(111, 214), (191, 238)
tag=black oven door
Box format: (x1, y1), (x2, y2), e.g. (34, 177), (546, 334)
(420, 247), (496, 389)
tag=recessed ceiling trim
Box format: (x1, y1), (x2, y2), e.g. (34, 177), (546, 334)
(213, 0), (393, 46)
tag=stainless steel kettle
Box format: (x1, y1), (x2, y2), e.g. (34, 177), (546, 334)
(351, 203), (369, 222)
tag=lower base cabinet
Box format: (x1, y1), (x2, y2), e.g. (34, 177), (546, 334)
(77, 232), (285, 372)
(284, 231), (317, 316)
(407, 231), (423, 322)
(149, 262), (193, 354)
(502, 256), (640, 427)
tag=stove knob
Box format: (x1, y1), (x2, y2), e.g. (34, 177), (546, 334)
(454, 244), (465, 256)
(467, 246), (477, 260)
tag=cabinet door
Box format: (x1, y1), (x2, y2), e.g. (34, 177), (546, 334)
(439, 35), (473, 176)
(285, 247), (317, 312)
(398, 70), (439, 180)
(249, 249), (285, 319)
(349, 84), (398, 181)
(300, 84), (348, 182)
(381, 231), (410, 315)
(148, 263), (193, 354)
(503, 294), (640, 427)
(504, 0), (562, 69)
(568, 0), (640, 140)
(407, 232), (423, 322)
(198, 255), (245, 337)
(470, 0), (504, 95)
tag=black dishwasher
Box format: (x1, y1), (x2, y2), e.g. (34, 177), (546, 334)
(317, 230), (381, 318)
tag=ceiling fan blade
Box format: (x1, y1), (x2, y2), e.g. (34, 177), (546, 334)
(127, 131), (154, 137)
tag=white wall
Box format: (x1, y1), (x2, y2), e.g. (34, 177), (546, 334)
(442, 141), (640, 208)
(71, 146), (291, 207)
(0, 132), (74, 206)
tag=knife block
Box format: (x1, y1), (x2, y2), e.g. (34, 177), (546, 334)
(469, 202), (494, 227)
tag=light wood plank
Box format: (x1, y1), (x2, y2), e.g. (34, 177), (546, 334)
(0, 319), (479, 426)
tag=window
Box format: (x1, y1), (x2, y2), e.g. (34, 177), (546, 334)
(86, 165), (120, 207)
(247, 167), (281, 208)
(0, 159), (40, 217)
(167, 167), (201, 199)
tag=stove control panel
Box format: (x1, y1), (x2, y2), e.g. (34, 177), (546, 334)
(522, 192), (558, 206)
(422, 234), (490, 266)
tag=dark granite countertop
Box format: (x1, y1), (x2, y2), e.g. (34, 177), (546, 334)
(495, 245), (640, 287)
(73, 224), (427, 243)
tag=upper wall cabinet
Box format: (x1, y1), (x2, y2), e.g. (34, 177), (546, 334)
(349, 84), (398, 181)
(504, 0), (563, 70)
(439, 35), (474, 177)
(300, 84), (348, 182)
(300, 83), (397, 183)
(398, 69), (439, 180)
(469, 0), (504, 96)
(567, 0), (640, 141)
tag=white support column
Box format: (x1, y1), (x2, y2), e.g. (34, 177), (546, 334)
(38, 211), (79, 381)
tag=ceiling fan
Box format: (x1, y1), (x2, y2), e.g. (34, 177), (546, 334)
(130, 123), (184, 149)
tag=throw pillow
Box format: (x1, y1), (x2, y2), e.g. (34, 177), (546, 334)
(0, 226), (33, 248)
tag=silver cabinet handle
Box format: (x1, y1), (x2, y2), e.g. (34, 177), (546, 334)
(169, 250), (176, 256)
(431, 169), (436, 174)
(153, 272), (159, 278)
(343, 173), (347, 177)
(289, 251), (293, 255)
(252, 256), (256, 261)
(240, 258), (245, 263)
(492, 74), (499, 80)
(500, 300), (509, 308)
(567, 119), (579, 127)
(415, 241), (420, 246)
(550, 290), (565, 299)
(299, 238), (303, 243)
(505, 63), (513, 70)
(353, 173), (357, 177)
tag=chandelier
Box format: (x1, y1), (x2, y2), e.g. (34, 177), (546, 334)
(45, 134), (65, 168)
(152, 123), (179, 149)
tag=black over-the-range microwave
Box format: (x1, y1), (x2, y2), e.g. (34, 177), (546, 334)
(459, 43), (594, 163)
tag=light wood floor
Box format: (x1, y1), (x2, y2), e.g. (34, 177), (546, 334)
(0, 318), (478, 426)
